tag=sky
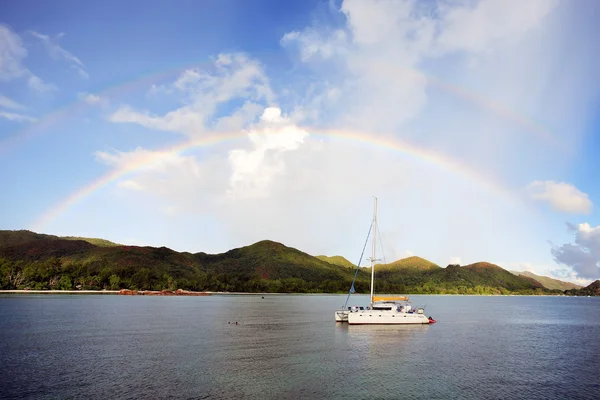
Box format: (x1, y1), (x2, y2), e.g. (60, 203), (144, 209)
(1, 0), (599, 285)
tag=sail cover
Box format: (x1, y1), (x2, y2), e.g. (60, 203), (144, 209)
(372, 295), (409, 302)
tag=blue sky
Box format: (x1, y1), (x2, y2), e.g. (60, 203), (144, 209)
(1, 0), (599, 284)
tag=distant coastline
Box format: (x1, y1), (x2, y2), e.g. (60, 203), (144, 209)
(0, 289), (590, 297)
(1, 229), (596, 296)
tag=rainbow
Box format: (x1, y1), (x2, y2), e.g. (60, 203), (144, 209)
(30, 128), (518, 231)
(2, 57), (552, 230)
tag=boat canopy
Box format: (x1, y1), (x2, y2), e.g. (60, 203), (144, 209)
(373, 295), (408, 302)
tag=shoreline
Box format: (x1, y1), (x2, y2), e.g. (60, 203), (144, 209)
(0, 290), (581, 297)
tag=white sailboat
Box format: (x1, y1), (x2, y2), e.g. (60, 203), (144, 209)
(335, 197), (436, 325)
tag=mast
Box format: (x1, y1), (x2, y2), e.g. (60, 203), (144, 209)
(370, 197), (377, 308)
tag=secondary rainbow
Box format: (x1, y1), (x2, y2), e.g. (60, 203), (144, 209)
(31, 128), (517, 231)
(1, 59), (560, 155)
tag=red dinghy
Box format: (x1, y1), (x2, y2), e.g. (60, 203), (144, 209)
(428, 316), (437, 324)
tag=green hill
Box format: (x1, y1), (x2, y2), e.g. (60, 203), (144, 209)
(456, 262), (544, 291)
(0, 230), (563, 295)
(0, 233), (365, 293)
(62, 236), (120, 247)
(376, 256), (440, 271)
(316, 255), (356, 268)
(0, 229), (119, 248)
(195, 240), (362, 288)
(565, 280), (600, 296)
(510, 270), (582, 291)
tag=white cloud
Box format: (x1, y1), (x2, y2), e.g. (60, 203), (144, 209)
(78, 92), (108, 106)
(109, 105), (208, 136)
(94, 145), (230, 217)
(281, 29), (347, 61)
(82, 93), (101, 104)
(214, 101), (263, 132)
(117, 180), (144, 191)
(435, 0), (559, 55)
(227, 107), (309, 198)
(0, 24), (54, 92)
(0, 24), (28, 80)
(501, 261), (592, 286)
(0, 110), (36, 122)
(29, 30), (88, 79)
(109, 53), (273, 138)
(449, 256), (461, 265)
(525, 180), (592, 214)
(27, 75), (56, 92)
(552, 223), (600, 280)
(548, 268), (593, 287)
(0, 94), (25, 110)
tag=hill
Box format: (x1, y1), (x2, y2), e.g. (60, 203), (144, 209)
(0, 233), (365, 293)
(194, 240), (366, 292)
(0, 230), (119, 248)
(316, 255), (356, 268)
(61, 236), (120, 247)
(376, 256), (440, 271)
(0, 230), (561, 295)
(510, 270), (582, 291)
(456, 262), (544, 291)
(565, 280), (600, 296)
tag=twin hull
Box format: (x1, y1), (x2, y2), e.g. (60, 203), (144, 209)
(347, 311), (430, 325)
(335, 310), (349, 322)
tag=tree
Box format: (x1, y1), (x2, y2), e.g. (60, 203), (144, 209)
(109, 275), (121, 290)
(60, 275), (73, 290)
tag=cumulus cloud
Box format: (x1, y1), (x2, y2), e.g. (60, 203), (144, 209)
(29, 30), (88, 78)
(552, 223), (600, 280)
(525, 180), (592, 214)
(227, 107), (309, 198)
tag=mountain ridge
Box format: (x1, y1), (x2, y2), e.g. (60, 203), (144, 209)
(510, 270), (582, 291)
(0, 230), (583, 294)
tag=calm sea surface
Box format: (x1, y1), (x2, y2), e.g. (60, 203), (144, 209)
(0, 294), (599, 399)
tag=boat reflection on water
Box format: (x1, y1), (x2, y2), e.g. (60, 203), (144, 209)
(334, 322), (432, 362)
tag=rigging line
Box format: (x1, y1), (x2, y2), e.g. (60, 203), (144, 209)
(343, 221), (373, 309)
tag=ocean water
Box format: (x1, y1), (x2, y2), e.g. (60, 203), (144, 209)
(0, 294), (599, 399)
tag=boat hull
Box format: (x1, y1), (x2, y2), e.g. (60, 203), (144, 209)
(335, 310), (348, 322)
(347, 311), (430, 325)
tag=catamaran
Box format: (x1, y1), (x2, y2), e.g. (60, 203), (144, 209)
(334, 197), (436, 325)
